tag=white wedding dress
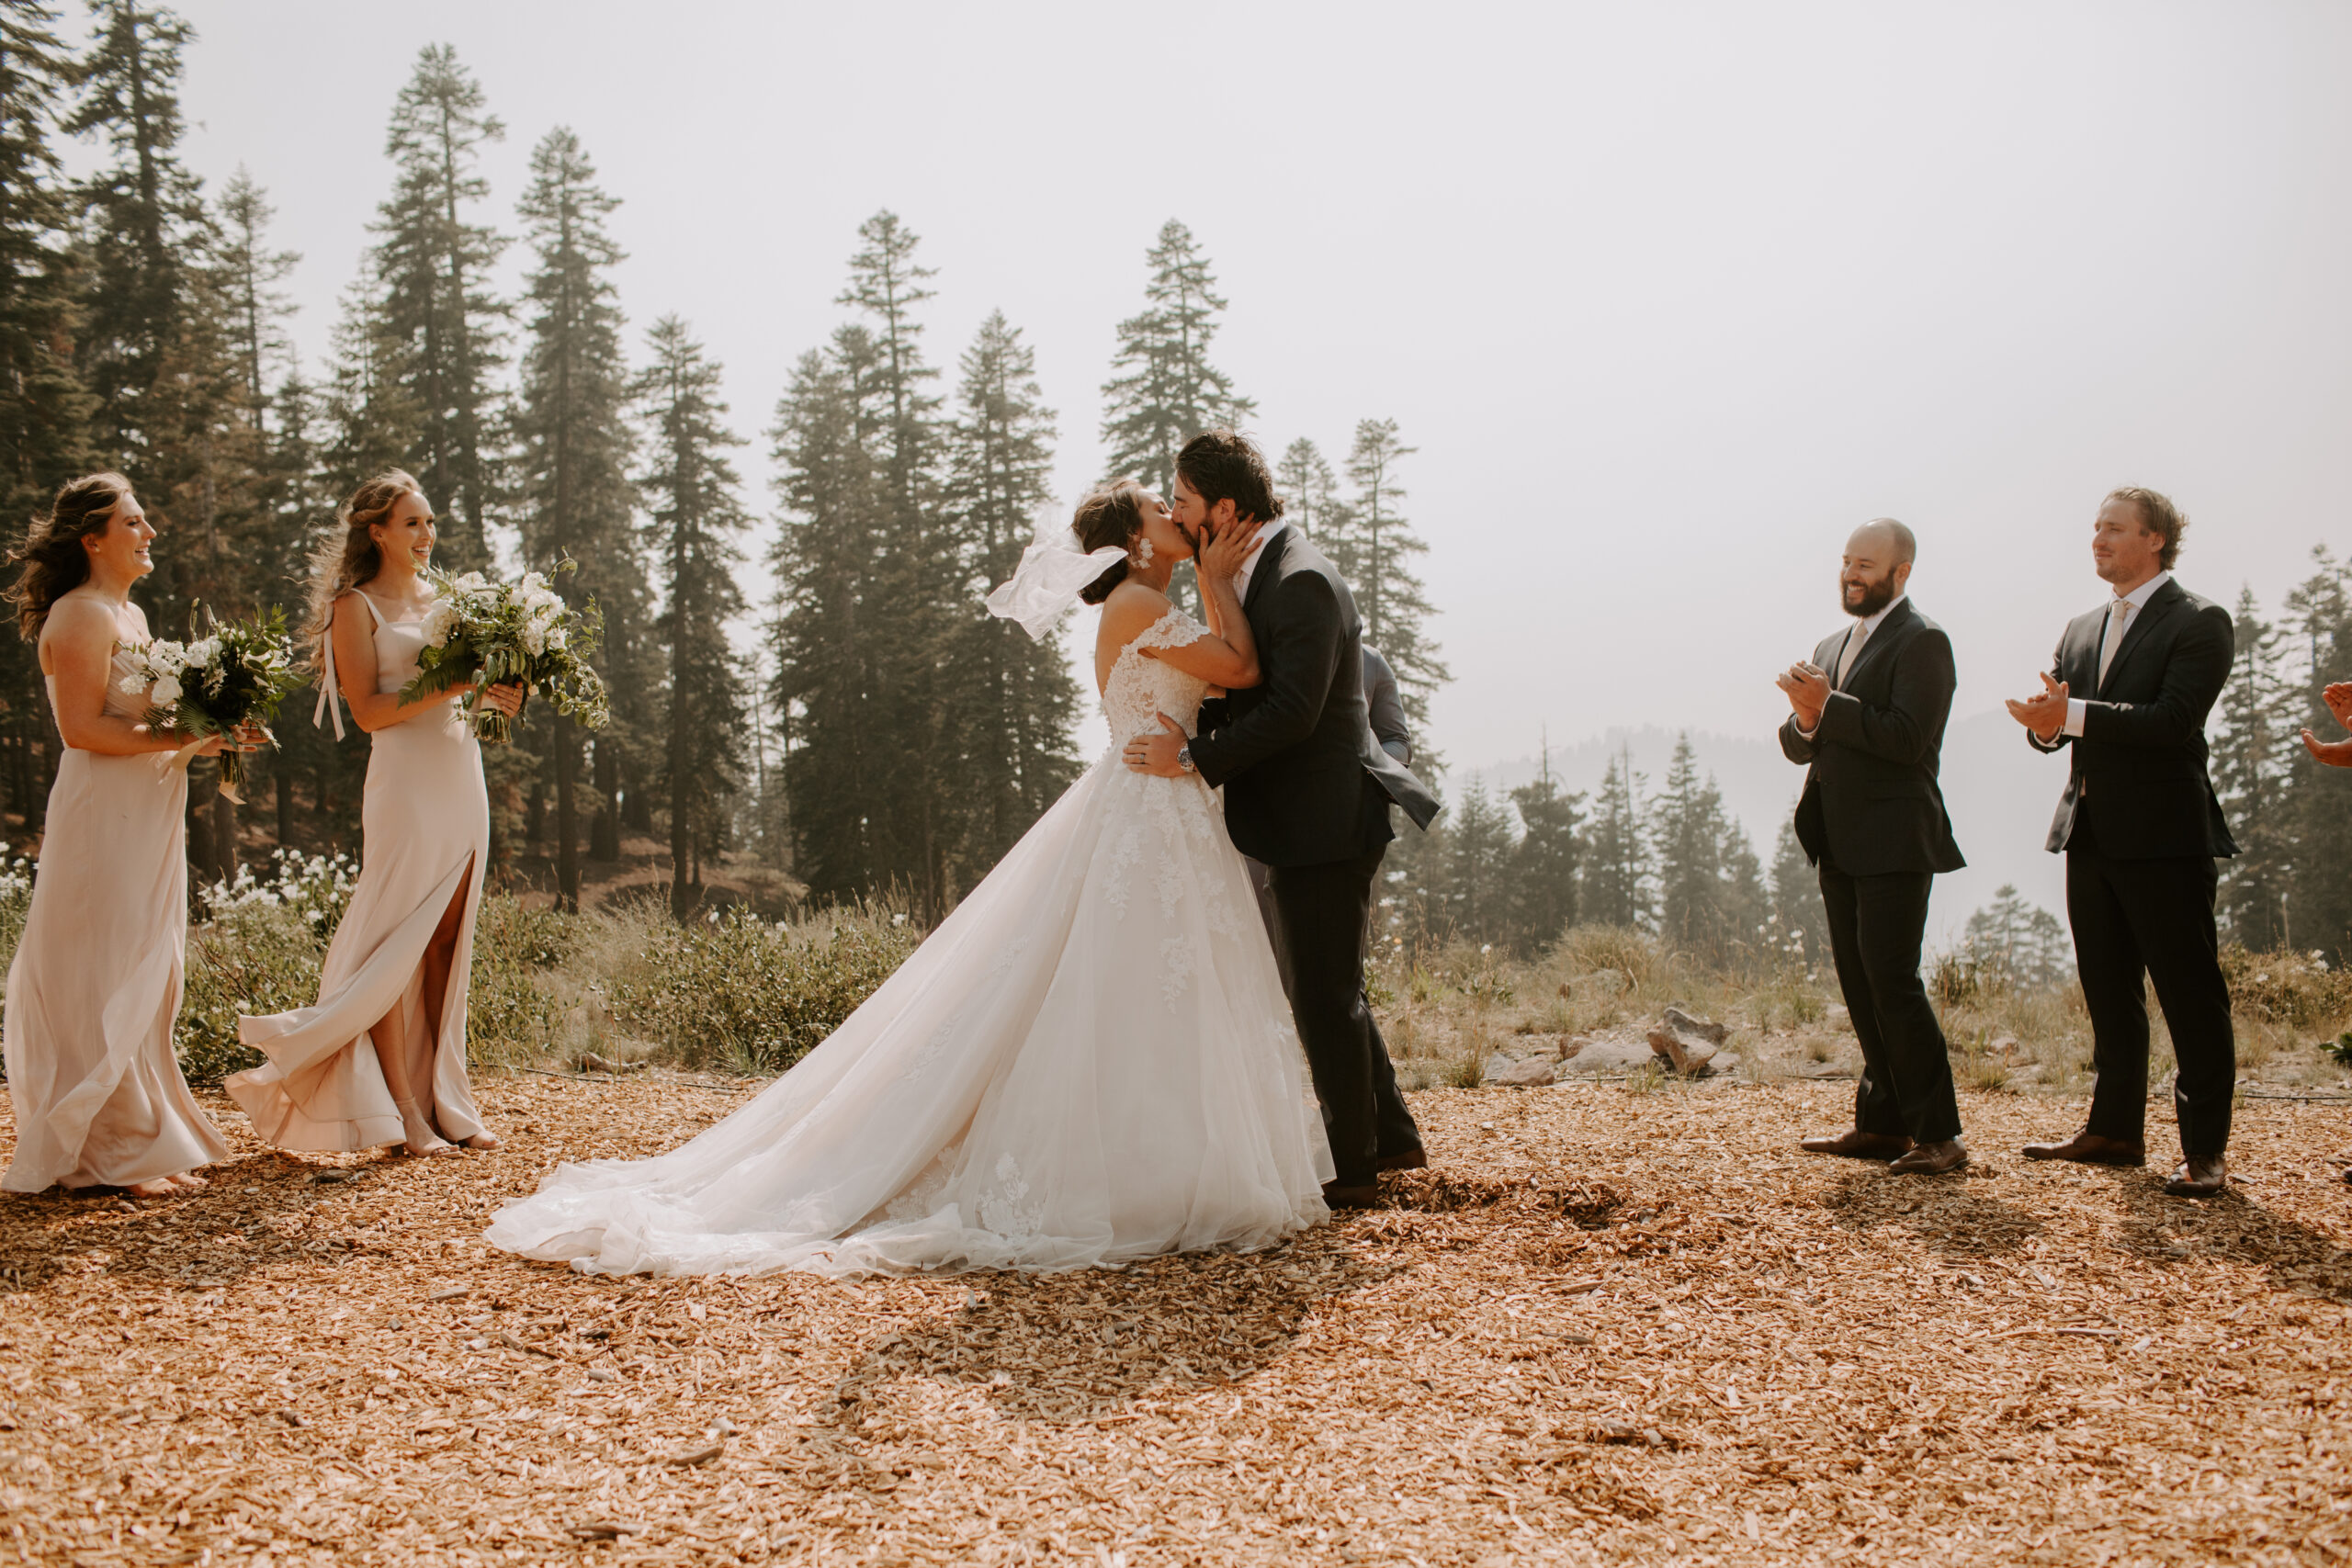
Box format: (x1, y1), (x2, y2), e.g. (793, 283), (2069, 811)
(486, 606), (1333, 1276)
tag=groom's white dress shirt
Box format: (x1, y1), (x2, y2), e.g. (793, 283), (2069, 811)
(1230, 520), (1288, 604)
(1795, 592), (1906, 739)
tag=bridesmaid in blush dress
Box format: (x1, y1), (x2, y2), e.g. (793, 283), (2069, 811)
(224, 472), (522, 1158)
(3, 475), (258, 1197)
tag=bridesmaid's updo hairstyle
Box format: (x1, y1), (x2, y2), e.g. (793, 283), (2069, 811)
(301, 469), (420, 679)
(1073, 480), (1149, 605)
(7, 471), (135, 640)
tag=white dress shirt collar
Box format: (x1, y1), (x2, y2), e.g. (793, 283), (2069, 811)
(2111, 570), (2171, 611)
(1231, 519), (1288, 602)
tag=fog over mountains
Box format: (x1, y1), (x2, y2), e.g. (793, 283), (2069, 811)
(1464, 708), (2069, 949)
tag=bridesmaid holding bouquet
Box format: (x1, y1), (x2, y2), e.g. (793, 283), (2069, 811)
(225, 473), (521, 1157)
(3, 475), (255, 1196)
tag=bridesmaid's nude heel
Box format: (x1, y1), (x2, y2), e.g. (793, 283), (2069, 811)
(395, 1098), (459, 1157)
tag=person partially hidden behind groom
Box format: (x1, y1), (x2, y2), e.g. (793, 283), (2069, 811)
(1777, 519), (1970, 1176)
(1125, 430), (1442, 1207)
(2006, 487), (2239, 1199)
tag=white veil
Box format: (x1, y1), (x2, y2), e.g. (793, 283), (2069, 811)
(984, 506), (1125, 641)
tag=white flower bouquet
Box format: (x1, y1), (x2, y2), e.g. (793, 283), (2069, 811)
(119, 606), (302, 800)
(399, 563), (610, 745)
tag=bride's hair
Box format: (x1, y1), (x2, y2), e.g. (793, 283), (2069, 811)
(301, 469), (419, 680)
(1073, 480), (1148, 605)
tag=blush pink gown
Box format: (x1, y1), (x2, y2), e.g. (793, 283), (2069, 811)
(3, 647), (230, 1191)
(224, 592), (492, 1150)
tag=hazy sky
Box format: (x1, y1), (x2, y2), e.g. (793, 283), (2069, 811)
(150, 0), (2352, 779)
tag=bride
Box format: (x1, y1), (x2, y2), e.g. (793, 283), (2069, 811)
(486, 482), (1333, 1276)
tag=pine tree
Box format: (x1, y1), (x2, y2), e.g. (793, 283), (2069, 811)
(2277, 548), (2352, 959)
(1277, 436), (1348, 565)
(1445, 778), (1517, 946)
(0, 0), (93, 831)
(633, 316), (746, 919)
(1768, 813), (1829, 967)
(1962, 885), (2073, 987)
(317, 276), (419, 499)
(511, 126), (638, 908)
(831, 211), (959, 914)
(1340, 418), (1447, 725)
(370, 43), (504, 571)
(769, 330), (889, 899)
(1100, 219), (1254, 498)
(1653, 734), (1736, 954)
(1507, 746), (1581, 953)
(66, 0), (206, 484)
(1582, 745), (1654, 930)
(213, 167), (295, 419)
(2213, 584), (2292, 947)
(943, 309), (1079, 873)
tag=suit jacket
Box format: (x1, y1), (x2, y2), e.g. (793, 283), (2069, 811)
(2027, 576), (2238, 858)
(1363, 644), (1412, 766)
(1778, 597), (1965, 877)
(1191, 528), (1440, 866)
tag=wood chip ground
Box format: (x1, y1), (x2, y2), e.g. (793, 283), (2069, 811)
(3, 1077), (2348, 1565)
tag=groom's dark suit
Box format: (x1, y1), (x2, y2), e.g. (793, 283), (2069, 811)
(1781, 597), (1966, 1145)
(1191, 525), (1439, 1188)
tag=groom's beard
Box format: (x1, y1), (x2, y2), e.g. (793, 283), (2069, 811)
(1842, 575), (1897, 619)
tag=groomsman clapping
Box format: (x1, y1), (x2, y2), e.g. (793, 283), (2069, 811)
(2007, 488), (2239, 1199)
(1777, 520), (1969, 1176)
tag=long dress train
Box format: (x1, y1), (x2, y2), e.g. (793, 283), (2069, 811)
(3, 648), (229, 1191)
(486, 606), (1332, 1277)
(224, 592), (491, 1149)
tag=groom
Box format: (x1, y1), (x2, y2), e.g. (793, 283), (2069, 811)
(1125, 430), (1441, 1206)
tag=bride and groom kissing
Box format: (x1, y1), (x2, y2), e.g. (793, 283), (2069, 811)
(488, 430), (1441, 1277)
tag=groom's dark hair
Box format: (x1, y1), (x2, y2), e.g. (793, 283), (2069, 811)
(1177, 429), (1284, 526)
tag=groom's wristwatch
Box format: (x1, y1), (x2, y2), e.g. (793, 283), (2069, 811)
(1176, 743), (1195, 773)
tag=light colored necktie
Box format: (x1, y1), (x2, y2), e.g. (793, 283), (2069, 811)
(1836, 621), (1869, 686)
(2096, 599), (2131, 689)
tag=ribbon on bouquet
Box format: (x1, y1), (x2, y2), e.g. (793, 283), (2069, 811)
(161, 725), (270, 805)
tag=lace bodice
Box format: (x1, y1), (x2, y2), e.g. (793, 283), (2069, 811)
(1101, 608), (1211, 743)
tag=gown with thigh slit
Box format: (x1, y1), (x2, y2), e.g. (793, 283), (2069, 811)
(3, 646), (231, 1191)
(484, 605), (1334, 1277)
(224, 592), (492, 1150)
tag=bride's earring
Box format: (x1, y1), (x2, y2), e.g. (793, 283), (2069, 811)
(1134, 536), (1155, 570)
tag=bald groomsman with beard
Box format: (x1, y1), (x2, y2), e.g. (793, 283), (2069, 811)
(1778, 520), (1969, 1175)
(2007, 487), (2238, 1199)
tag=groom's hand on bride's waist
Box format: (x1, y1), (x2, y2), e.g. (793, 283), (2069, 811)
(1124, 713), (1192, 777)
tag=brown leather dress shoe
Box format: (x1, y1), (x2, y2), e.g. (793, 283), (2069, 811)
(2163, 1156), (2227, 1198)
(1375, 1147), (1428, 1173)
(1887, 1139), (1968, 1175)
(1798, 1129), (1914, 1160)
(1321, 1181), (1381, 1209)
(2020, 1131), (2146, 1167)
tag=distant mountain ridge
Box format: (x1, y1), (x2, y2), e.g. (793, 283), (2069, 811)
(1461, 711), (2069, 947)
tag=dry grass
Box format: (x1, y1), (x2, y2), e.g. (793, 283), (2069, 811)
(5, 1072), (2351, 1566)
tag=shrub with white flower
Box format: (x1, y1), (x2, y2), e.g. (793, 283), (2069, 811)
(119, 605), (302, 800)
(399, 562), (608, 745)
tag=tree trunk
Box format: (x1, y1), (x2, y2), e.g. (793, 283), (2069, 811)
(553, 713), (580, 913)
(186, 784), (214, 886)
(526, 778), (546, 844)
(212, 784), (238, 882)
(274, 763), (291, 850)
(590, 737), (620, 860)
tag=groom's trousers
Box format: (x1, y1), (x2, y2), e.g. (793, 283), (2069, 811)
(1266, 850), (1421, 1187)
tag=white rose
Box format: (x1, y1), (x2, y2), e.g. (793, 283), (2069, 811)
(150, 674), (182, 705)
(187, 637), (221, 668)
(521, 623), (547, 658)
(421, 602), (460, 649)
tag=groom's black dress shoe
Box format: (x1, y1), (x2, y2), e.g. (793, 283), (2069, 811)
(1321, 1181), (1381, 1209)
(1374, 1147), (1427, 1173)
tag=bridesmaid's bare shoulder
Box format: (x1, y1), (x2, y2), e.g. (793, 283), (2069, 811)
(36, 590), (120, 671)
